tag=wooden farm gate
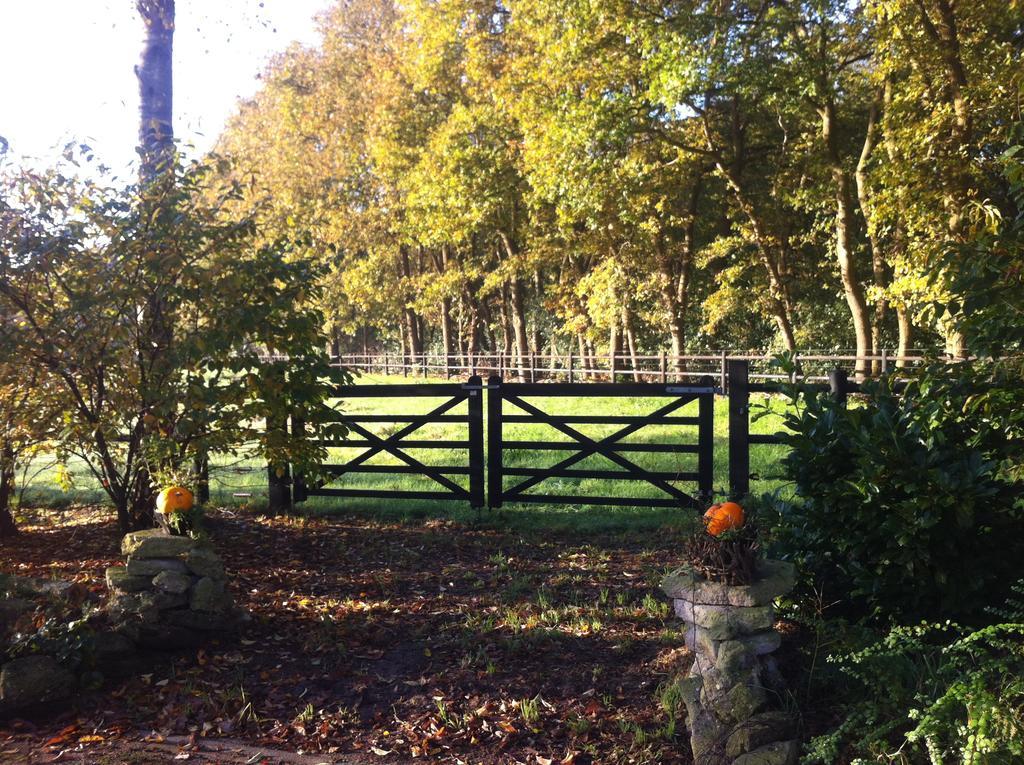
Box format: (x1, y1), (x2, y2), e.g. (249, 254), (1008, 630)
(291, 376), (485, 508)
(284, 375), (717, 512)
(279, 361), (864, 511)
(486, 376), (717, 510)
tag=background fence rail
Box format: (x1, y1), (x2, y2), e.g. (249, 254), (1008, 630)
(328, 350), (939, 384)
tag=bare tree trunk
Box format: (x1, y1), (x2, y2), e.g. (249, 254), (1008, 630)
(499, 290), (512, 358)
(856, 91), (888, 375)
(577, 333), (589, 380)
(0, 443), (17, 540)
(398, 320), (407, 367)
(439, 246), (454, 367)
(404, 309), (422, 358)
(530, 269), (543, 356)
(821, 99), (872, 379)
(918, 0), (971, 357)
(622, 307), (639, 378)
(608, 319), (621, 381)
(130, 0), (177, 534)
(508, 278), (529, 380)
(400, 247), (423, 359)
(136, 0), (175, 181)
(897, 306), (913, 369)
(656, 176), (699, 373)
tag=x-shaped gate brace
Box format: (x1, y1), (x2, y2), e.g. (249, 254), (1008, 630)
(500, 394), (699, 504)
(488, 379), (716, 510)
(293, 381), (484, 505)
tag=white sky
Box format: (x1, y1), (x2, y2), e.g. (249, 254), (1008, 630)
(0, 0), (333, 175)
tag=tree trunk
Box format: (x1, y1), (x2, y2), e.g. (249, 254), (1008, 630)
(821, 99), (872, 379)
(131, 0), (177, 534)
(405, 308), (422, 358)
(856, 91), (888, 375)
(655, 172), (698, 374)
(399, 247), (422, 359)
(918, 0), (971, 356)
(622, 307), (639, 378)
(608, 319), (621, 381)
(0, 444), (17, 540)
(577, 333), (589, 380)
(136, 0), (175, 181)
(508, 278), (529, 380)
(897, 305), (913, 369)
(440, 247), (454, 367)
(715, 164), (797, 351)
(530, 269), (543, 356)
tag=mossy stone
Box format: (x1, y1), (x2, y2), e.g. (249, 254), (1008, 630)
(105, 566), (152, 593)
(121, 530), (196, 559)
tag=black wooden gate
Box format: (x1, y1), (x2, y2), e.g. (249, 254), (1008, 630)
(292, 376), (485, 508)
(487, 376), (716, 510)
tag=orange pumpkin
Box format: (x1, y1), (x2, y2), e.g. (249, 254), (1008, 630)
(703, 501), (745, 536)
(157, 486), (194, 515)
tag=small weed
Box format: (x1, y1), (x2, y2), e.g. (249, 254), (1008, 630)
(295, 702), (316, 725)
(566, 715), (592, 736)
(641, 592), (668, 617)
(657, 681), (685, 717)
(519, 695), (542, 725)
(435, 698), (467, 731)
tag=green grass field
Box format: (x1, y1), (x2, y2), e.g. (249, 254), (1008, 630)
(18, 373), (794, 531)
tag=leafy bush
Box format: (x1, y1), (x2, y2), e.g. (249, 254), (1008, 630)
(766, 359), (1024, 622)
(803, 583), (1024, 765)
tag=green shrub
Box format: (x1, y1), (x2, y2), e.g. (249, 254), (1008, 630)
(802, 583), (1024, 765)
(767, 359), (1024, 622)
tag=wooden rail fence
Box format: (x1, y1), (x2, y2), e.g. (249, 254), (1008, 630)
(265, 360), (894, 513)
(329, 350), (933, 384)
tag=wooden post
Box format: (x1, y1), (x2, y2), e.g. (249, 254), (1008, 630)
(567, 349), (574, 383)
(384, 352), (389, 376)
(880, 348), (889, 375)
(402, 352), (408, 378)
(445, 353), (451, 380)
(697, 376), (715, 505)
(467, 375), (485, 508)
(660, 351), (667, 384)
(829, 367), (849, 405)
(728, 359), (750, 499)
(720, 350), (727, 392)
(487, 375), (503, 509)
(530, 352), (537, 383)
(609, 352), (617, 383)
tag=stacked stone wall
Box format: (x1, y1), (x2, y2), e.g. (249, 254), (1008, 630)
(106, 530), (241, 648)
(663, 560), (798, 765)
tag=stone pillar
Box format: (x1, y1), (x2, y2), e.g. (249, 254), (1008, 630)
(106, 530), (244, 649)
(662, 559), (798, 765)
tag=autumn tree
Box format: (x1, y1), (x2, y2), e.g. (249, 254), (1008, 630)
(214, 0), (1023, 367)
